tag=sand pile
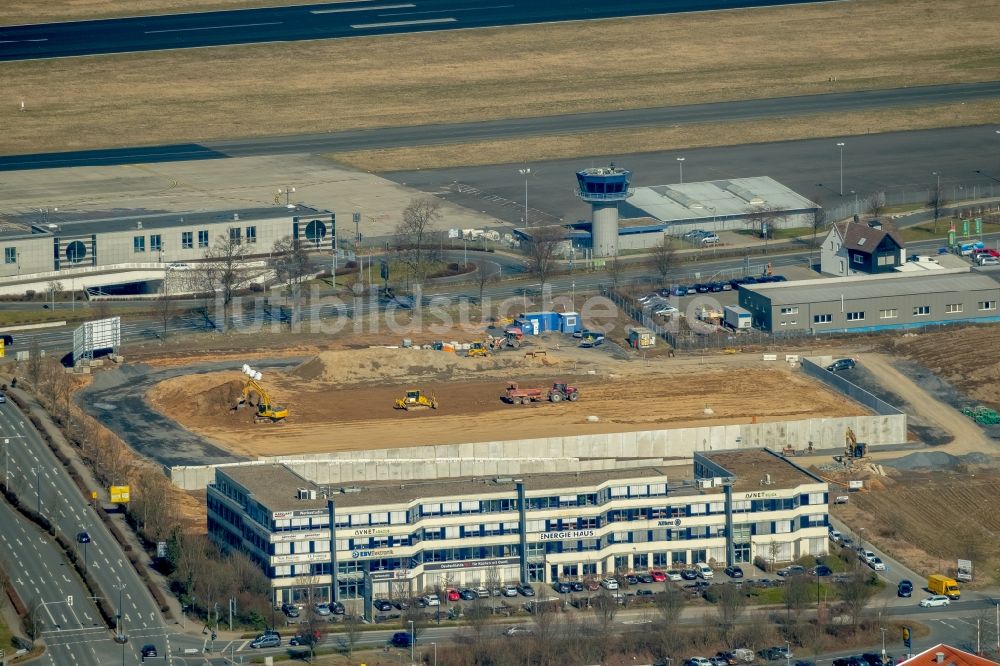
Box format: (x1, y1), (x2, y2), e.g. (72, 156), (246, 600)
(287, 348), (536, 386)
(153, 373), (246, 418)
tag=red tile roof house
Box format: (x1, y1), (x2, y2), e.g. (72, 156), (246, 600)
(898, 644), (999, 666)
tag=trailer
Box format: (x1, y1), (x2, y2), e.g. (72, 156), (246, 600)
(723, 305), (752, 330)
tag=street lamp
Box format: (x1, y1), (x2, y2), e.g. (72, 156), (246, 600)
(881, 626), (887, 661)
(836, 142), (845, 195)
(933, 171), (940, 190)
(518, 168), (531, 226)
(785, 640), (791, 666)
(431, 642), (438, 666)
(676, 157), (685, 184)
(408, 620), (415, 661)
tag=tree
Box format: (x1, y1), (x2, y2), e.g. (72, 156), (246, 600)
(715, 583), (747, 644)
(526, 225), (564, 291)
(837, 568), (878, 628)
(339, 612), (362, 657)
(650, 236), (676, 284)
(270, 236), (313, 290)
(592, 590), (618, 632)
(156, 281), (173, 341)
(475, 261), (498, 307)
(783, 573), (812, 622)
(197, 232), (257, 330)
(45, 280), (63, 308)
(810, 199), (827, 248)
(927, 183), (949, 233)
(605, 257), (624, 290)
(395, 198), (443, 285)
(744, 204), (779, 239)
(866, 190), (887, 219)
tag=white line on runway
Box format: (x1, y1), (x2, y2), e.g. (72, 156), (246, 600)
(352, 17), (456, 28)
(311, 4), (414, 13)
(0, 38), (48, 43)
(379, 4), (513, 15)
(144, 21), (282, 34)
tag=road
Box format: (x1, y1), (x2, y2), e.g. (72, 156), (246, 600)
(0, 398), (175, 664)
(1, 83), (998, 171)
(0, 0), (839, 62)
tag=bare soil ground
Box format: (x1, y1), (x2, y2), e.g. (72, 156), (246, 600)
(828, 465), (1000, 585)
(2, 0), (996, 156)
(146, 340), (867, 456)
(0, 0), (344, 25)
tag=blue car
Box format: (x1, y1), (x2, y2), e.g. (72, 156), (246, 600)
(671, 285), (689, 297)
(390, 632), (413, 648)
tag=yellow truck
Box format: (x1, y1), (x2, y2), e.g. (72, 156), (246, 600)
(927, 574), (960, 599)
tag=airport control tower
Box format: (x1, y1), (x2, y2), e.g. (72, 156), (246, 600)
(575, 164), (632, 257)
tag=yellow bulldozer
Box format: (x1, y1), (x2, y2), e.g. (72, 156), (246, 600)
(394, 389), (438, 411)
(235, 365), (288, 422)
(467, 341), (491, 358)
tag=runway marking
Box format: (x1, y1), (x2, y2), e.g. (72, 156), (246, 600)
(379, 4), (513, 15)
(144, 21), (282, 34)
(311, 4), (414, 13)
(0, 38), (48, 43)
(352, 17), (456, 28)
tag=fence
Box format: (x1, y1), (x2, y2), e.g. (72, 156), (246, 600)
(799, 358), (902, 416)
(822, 182), (1000, 226)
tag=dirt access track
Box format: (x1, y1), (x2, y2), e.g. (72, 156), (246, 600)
(147, 345), (866, 458)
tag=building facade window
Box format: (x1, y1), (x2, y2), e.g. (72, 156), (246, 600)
(245, 226), (257, 243)
(945, 303), (963, 314)
(3, 248), (15, 264)
(846, 311), (865, 321)
(879, 309), (897, 319)
(813, 314), (832, 324)
(182, 231), (193, 249)
(198, 230), (209, 248)
(979, 301), (997, 311)
(876, 255), (894, 266)
(780, 307), (798, 315)
(913, 305), (931, 316)
(133, 236), (145, 252)
(150, 234), (162, 252)
(229, 227), (241, 244)
(852, 254), (864, 264)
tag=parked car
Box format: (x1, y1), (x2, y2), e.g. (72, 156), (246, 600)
(694, 283), (711, 293)
(502, 584), (519, 597)
(687, 658), (713, 666)
(446, 589), (461, 602)
(724, 565), (744, 579)
(625, 574), (640, 585)
(701, 235), (721, 245)
(671, 285), (689, 297)
(601, 577), (619, 590)
(504, 625), (533, 636)
(390, 631), (413, 648)
(840, 537), (855, 549)
(898, 580), (913, 597)
(869, 556), (886, 571)
(569, 581), (584, 592)
(762, 646), (793, 661)
(393, 600), (409, 611)
(810, 565), (833, 577)
(651, 570), (667, 582)
(517, 583), (535, 597)
(459, 588), (477, 601)
(776, 565), (805, 577)
(827, 357), (857, 372)
(638, 572), (655, 584)
(979, 256), (999, 266)
(680, 568), (699, 580)
(666, 570), (683, 581)
(281, 603), (300, 618)
(373, 599), (393, 612)
(708, 282), (723, 292)
(828, 529), (843, 543)
(313, 602), (331, 616)
(420, 595), (440, 607)
(919, 595), (951, 608)
(552, 581), (571, 594)
(250, 634), (281, 649)
(861, 653), (886, 666)
(475, 587), (490, 598)
(861, 550), (876, 564)
(290, 630), (322, 646)
(771, 275), (787, 281)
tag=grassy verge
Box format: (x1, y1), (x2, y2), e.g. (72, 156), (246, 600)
(0, 0), (347, 25)
(1, 0), (997, 156)
(332, 100), (1000, 172)
(897, 218), (1000, 243)
(735, 227), (813, 241)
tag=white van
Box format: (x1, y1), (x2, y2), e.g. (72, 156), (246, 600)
(695, 563), (714, 579)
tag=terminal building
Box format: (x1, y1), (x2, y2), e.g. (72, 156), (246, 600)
(207, 449), (830, 607)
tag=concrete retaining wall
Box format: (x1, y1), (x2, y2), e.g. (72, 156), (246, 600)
(169, 413), (906, 490)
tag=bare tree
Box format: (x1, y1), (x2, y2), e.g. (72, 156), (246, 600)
(866, 190), (887, 219)
(715, 583), (747, 644)
(783, 574), (812, 622)
(810, 199), (828, 247)
(605, 257), (624, 290)
(270, 236), (313, 289)
(197, 232), (256, 330)
(475, 262), (498, 307)
(927, 183), (949, 233)
(45, 280), (63, 308)
(340, 612), (361, 657)
(650, 236), (676, 284)
(395, 198), (443, 285)
(837, 569), (878, 628)
(744, 204), (779, 239)
(27, 338), (43, 388)
(156, 284), (173, 341)
(403, 604), (428, 642)
(592, 590), (618, 632)
(526, 225), (564, 290)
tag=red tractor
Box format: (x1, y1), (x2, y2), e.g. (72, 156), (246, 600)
(503, 382), (579, 405)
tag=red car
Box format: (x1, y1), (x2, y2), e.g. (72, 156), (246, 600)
(651, 570), (667, 582)
(446, 588), (460, 602)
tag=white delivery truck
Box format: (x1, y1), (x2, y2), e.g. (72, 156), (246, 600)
(723, 305), (752, 330)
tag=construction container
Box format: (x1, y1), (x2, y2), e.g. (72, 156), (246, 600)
(521, 311), (559, 334)
(557, 312), (581, 334)
(723, 306), (752, 330)
(626, 326), (656, 349)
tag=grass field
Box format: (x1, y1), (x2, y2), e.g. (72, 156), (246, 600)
(1, 0), (997, 158)
(897, 218), (1000, 243)
(0, 0), (343, 25)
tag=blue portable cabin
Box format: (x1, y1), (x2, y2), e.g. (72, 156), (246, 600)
(520, 311), (559, 334)
(558, 312), (581, 334)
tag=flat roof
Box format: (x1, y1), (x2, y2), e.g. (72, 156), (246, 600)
(699, 449), (820, 491)
(744, 270), (1000, 306)
(220, 449), (823, 511)
(0, 204), (329, 241)
(620, 176), (817, 224)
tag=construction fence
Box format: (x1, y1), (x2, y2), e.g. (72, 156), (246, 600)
(799, 358), (903, 417)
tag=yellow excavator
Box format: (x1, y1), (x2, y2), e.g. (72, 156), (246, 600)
(236, 365), (288, 422)
(394, 389), (438, 411)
